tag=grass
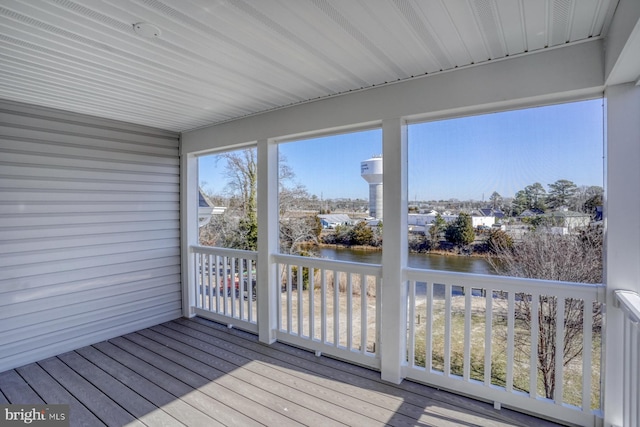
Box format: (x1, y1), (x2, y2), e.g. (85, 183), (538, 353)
(411, 295), (602, 409)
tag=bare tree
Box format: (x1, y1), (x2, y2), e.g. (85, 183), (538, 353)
(209, 149), (259, 250)
(280, 216), (321, 255)
(488, 226), (603, 399)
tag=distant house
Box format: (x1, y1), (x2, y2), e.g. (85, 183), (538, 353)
(519, 208), (545, 217)
(318, 214), (353, 228)
(478, 208), (506, 219)
(198, 190), (226, 227)
(408, 212), (494, 228)
(543, 208), (591, 230)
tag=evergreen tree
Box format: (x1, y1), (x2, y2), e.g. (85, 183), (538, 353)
(525, 182), (547, 211)
(429, 213), (446, 244)
(445, 213), (475, 246)
(489, 191), (502, 210)
(547, 179), (578, 209)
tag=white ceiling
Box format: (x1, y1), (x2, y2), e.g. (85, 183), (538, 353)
(0, 0), (620, 132)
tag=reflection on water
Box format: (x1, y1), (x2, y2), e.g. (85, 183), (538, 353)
(318, 247), (494, 275)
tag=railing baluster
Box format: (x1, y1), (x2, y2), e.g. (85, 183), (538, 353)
(321, 268), (327, 344)
(408, 280), (416, 366)
(530, 293), (539, 399)
(238, 258), (245, 321)
(463, 285), (471, 380)
(426, 281), (433, 371)
(334, 269), (339, 347)
(230, 257), (237, 318)
(484, 288), (493, 386)
(554, 296), (565, 405)
(582, 298), (592, 412)
(347, 272), (353, 350)
(247, 260), (254, 322)
(287, 264), (292, 334)
(360, 273), (367, 354)
(310, 267), (315, 341)
(376, 275), (381, 355)
(207, 254), (213, 311)
(221, 256), (228, 315)
(214, 255), (220, 314)
(297, 263), (303, 336)
(444, 283), (452, 376)
(195, 252), (202, 309)
(506, 291), (515, 391)
(277, 263), (283, 331)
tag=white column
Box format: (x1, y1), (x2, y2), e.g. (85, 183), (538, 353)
(380, 117), (408, 383)
(604, 83), (640, 427)
(180, 153), (198, 318)
(257, 139), (279, 344)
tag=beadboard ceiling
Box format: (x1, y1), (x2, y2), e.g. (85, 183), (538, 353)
(0, 0), (619, 132)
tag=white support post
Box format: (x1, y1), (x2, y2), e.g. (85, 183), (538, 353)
(380, 117), (408, 383)
(180, 153), (198, 318)
(257, 139), (279, 344)
(604, 83), (640, 427)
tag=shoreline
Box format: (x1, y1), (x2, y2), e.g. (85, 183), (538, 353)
(304, 242), (489, 258)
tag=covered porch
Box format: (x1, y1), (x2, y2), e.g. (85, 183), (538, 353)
(2, 1), (640, 426)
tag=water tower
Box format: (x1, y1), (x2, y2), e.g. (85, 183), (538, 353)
(361, 156), (383, 219)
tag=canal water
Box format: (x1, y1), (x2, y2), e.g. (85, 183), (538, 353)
(318, 247), (494, 275)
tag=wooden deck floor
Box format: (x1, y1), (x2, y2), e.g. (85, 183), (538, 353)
(0, 317), (563, 426)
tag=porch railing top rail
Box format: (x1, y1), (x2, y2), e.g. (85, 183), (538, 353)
(190, 245), (257, 260)
(273, 253), (382, 276)
(405, 266), (604, 299)
(615, 290), (640, 323)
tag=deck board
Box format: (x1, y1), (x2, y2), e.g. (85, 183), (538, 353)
(144, 326), (380, 426)
(0, 317), (563, 427)
(0, 370), (45, 404)
(15, 362), (105, 427)
(57, 351), (182, 427)
(155, 322), (468, 427)
(133, 329), (350, 427)
(93, 340), (229, 427)
(38, 356), (145, 427)
(121, 332), (316, 427)
(75, 346), (218, 427)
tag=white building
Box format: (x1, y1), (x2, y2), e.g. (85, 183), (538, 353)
(408, 213), (494, 228)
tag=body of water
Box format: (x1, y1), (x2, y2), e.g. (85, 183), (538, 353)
(318, 247), (494, 275)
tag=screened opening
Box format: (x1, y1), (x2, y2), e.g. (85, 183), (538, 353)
(198, 147), (258, 250)
(277, 129), (383, 261)
(407, 99), (604, 281)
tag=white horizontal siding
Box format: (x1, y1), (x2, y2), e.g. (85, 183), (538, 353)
(0, 100), (181, 373)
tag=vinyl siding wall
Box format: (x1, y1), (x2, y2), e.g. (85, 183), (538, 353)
(0, 100), (182, 373)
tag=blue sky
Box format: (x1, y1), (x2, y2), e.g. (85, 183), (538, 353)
(199, 99), (604, 201)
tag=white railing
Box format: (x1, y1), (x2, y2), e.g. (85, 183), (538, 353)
(615, 290), (640, 427)
(190, 246), (258, 333)
(273, 254), (382, 369)
(404, 267), (604, 427)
